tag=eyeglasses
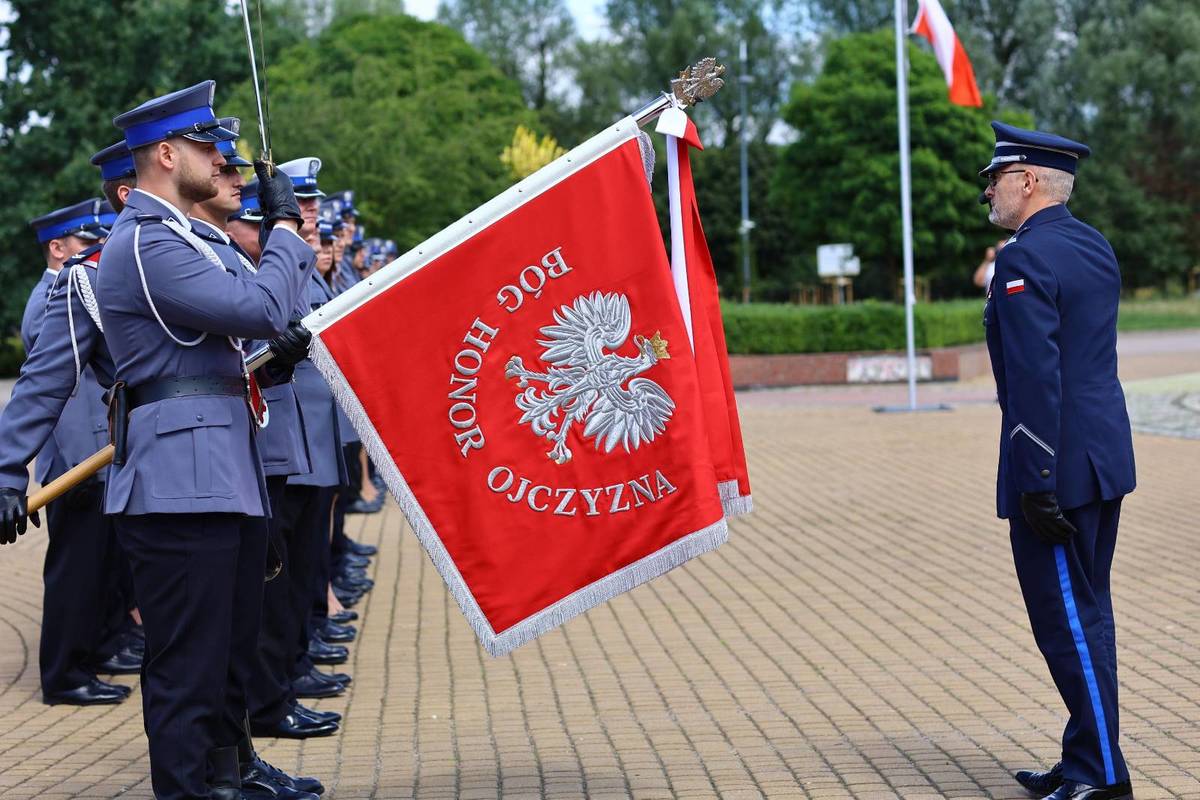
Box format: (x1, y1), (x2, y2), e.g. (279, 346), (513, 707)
(986, 169), (1029, 188)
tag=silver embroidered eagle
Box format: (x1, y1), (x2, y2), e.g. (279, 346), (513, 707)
(505, 291), (675, 465)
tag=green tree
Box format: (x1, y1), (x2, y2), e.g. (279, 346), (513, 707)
(771, 30), (1028, 298)
(1050, 0), (1199, 288)
(0, 0), (301, 334)
(224, 13), (535, 250)
(438, 0), (577, 110)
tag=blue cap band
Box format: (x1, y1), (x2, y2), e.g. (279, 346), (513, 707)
(124, 106), (218, 149)
(35, 214), (101, 243)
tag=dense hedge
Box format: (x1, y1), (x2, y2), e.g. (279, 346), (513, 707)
(0, 338), (23, 378)
(719, 298), (1200, 355)
(720, 300), (986, 354)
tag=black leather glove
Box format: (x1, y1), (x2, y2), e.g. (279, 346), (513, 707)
(267, 320), (312, 367)
(1020, 491), (1077, 544)
(0, 488), (39, 546)
(254, 159), (303, 233)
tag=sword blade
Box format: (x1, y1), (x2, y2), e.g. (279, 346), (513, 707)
(238, 0), (270, 157)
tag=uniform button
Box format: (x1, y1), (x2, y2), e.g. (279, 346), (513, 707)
(196, 414), (204, 422)
(1040, 468), (1050, 478)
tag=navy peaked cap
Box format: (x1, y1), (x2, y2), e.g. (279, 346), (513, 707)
(230, 177), (263, 223)
(98, 200), (118, 232)
(30, 198), (107, 243)
(981, 121), (1091, 175)
(90, 140), (136, 180)
(216, 119), (252, 167)
(114, 80), (239, 149)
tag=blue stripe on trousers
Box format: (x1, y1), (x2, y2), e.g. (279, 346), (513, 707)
(1054, 544), (1116, 785)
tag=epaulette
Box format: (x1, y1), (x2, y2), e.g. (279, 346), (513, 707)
(65, 242), (104, 268)
(135, 213), (165, 223)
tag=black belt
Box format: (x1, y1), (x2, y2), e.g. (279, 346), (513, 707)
(128, 375), (246, 410)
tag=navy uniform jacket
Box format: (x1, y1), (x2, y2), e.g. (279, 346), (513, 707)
(288, 272), (348, 488)
(20, 269), (65, 483)
(95, 189), (313, 517)
(985, 204), (1136, 518)
(0, 257), (116, 494)
(191, 218), (313, 479)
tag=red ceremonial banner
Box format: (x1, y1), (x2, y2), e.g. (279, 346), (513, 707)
(664, 121), (752, 514)
(309, 127), (728, 655)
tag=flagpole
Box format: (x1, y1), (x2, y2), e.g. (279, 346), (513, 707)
(876, 0), (950, 414)
(895, 0), (918, 410)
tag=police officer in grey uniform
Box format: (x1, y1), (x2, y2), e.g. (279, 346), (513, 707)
(4, 200), (128, 705)
(95, 81), (314, 800)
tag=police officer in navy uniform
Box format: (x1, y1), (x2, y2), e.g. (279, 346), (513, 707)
(94, 80), (314, 800)
(2, 200), (131, 705)
(981, 121), (1137, 800)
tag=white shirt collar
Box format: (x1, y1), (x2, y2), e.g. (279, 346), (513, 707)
(190, 216), (230, 245)
(131, 188), (189, 226)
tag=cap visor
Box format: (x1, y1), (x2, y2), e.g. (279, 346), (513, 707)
(225, 155), (252, 167)
(295, 190), (326, 199)
(182, 123), (239, 143)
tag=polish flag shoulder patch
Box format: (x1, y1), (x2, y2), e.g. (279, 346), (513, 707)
(1006, 279), (1025, 295)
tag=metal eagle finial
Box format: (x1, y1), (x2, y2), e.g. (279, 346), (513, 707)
(671, 58), (726, 107)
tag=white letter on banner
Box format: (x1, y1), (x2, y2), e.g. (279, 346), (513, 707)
(506, 477), (531, 503)
(497, 285), (522, 313)
(518, 265), (546, 299)
(578, 488), (603, 517)
(553, 488), (577, 516)
(628, 475), (655, 507)
(454, 349), (482, 375)
(463, 318), (499, 352)
(456, 427), (485, 457)
(527, 485), (551, 512)
(542, 247), (570, 278)
(448, 402), (476, 430)
(605, 483), (631, 514)
(487, 466), (514, 493)
(654, 470), (678, 498)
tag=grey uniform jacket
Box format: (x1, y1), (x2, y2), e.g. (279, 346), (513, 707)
(190, 218), (313, 480)
(0, 258), (116, 493)
(287, 272), (348, 488)
(95, 189), (313, 517)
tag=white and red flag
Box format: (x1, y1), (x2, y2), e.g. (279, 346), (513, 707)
(657, 110), (752, 515)
(911, 0), (983, 107)
(306, 120), (728, 656)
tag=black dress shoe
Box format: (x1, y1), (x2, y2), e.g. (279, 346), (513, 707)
(333, 573), (373, 592)
(254, 755), (325, 797)
(295, 702), (341, 724)
(346, 539), (377, 556)
(1017, 762), (1064, 795)
(329, 610), (358, 623)
(44, 677), (130, 706)
(1043, 780), (1134, 800)
(249, 710), (339, 739)
(308, 638), (349, 665)
(292, 671), (346, 699)
(93, 644), (142, 675)
(338, 553), (370, 568)
(332, 587), (361, 607)
(320, 620), (357, 643)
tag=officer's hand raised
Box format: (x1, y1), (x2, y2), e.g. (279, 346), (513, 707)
(0, 488), (40, 545)
(267, 319), (313, 367)
(254, 159), (303, 233)
(1020, 492), (1077, 544)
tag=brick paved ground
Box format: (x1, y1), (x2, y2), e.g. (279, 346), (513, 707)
(0, 332), (1197, 799)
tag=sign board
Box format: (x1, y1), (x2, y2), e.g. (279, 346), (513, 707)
(817, 243), (860, 278)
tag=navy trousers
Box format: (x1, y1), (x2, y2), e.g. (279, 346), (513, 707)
(281, 484), (334, 680)
(247, 476), (297, 727)
(116, 512), (266, 800)
(1010, 497), (1128, 787)
(40, 478), (111, 695)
